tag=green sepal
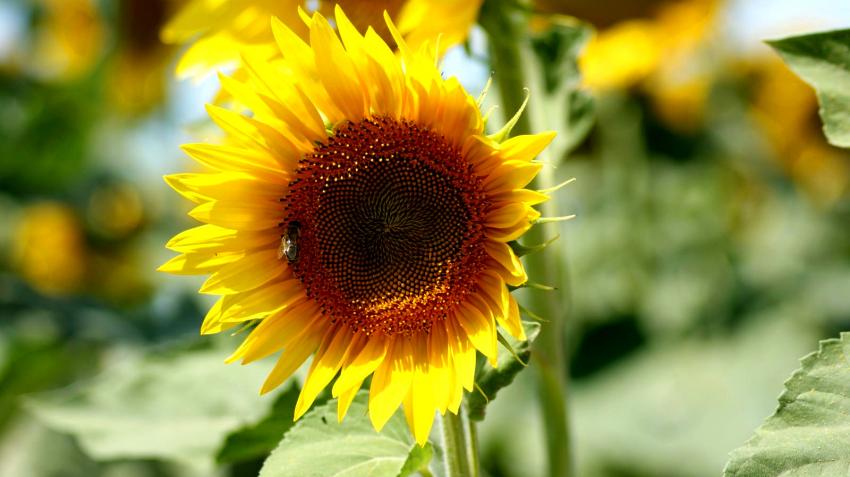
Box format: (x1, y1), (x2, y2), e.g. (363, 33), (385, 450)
(467, 321), (541, 421)
(509, 234), (560, 257)
(534, 214), (576, 225)
(497, 329), (529, 367)
(487, 89), (529, 143)
(536, 177), (576, 194)
(508, 282), (556, 292)
(518, 303), (548, 322)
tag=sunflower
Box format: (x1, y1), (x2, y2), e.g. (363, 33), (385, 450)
(107, 0), (185, 115)
(29, 0), (105, 81)
(13, 202), (88, 296)
(577, 0), (721, 91)
(160, 0), (482, 80)
(160, 7), (554, 445)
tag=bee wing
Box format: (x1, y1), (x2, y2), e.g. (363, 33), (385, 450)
(277, 236), (287, 260)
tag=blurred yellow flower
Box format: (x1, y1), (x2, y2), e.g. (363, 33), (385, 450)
(12, 202), (87, 296)
(107, 0), (185, 114)
(30, 0), (105, 81)
(160, 0), (482, 81)
(535, 0), (680, 28)
(578, 0), (720, 91)
(748, 56), (850, 205)
(580, 20), (660, 91)
(86, 182), (145, 239)
(647, 69), (712, 132)
(161, 7), (552, 444)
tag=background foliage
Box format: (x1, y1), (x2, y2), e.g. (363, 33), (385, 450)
(1, 0), (850, 476)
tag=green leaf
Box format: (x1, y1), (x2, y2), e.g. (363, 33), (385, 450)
(486, 314), (815, 477)
(216, 381), (301, 464)
(467, 321), (541, 421)
(259, 391), (428, 477)
(398, 442), (433, 477)
(768, 29), (850, 148)
(724, 332), (850, 476)
(25, 340), (278, 473)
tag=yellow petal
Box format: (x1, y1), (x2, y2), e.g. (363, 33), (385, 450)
(479, 270), (508, 319)
(271, 16), (315, 79)
(182, 142), (287, 181)
(487, 220), (535, 243)
(404, 360), (436, 446)
(478, 271), (524, 339)
(157, 250), (243, 275)
(490, 189), (550, 207)
(230, 299), (318, 364)
(238, 51), (326, 147)
(363, 29), (406, 117)
(260, 317), (326, 394)
(505, 293), (526, 341)
(337, 385), (360, 423)
(174, 33), (244, 80)
(369, 338), (413, 431)
(310, 12), (367, 121)
(166, 224), (276, 253)
(446, 317), (476, 393)
(428, 323), (451, 413)
(484, 241), (527, 286)
(165, 173), (284, 204)
(200, 248), (284, 295)
(200, 296), (238, 335)
(455, 300), (498, 366)
(482, 160), (544, 194)
(220, 279), (304, 323)
(498, 132), (556, 162)
(205, 104), (300, 165)
(485, 203), (534, 229)
(189, 201), (281, 232)
(332, 335), (389, 397)
(294, 325), (354, 420)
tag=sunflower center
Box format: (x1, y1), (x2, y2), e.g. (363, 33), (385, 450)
(284, 117), (489, 336)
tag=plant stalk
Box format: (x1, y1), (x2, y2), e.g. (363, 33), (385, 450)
(480, 2), (574, 477)
(439, 407), (480, 477)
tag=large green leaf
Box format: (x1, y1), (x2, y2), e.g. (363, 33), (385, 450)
(769, 29), (850, 148)
(563, 314), (817, 477)
(26, 340), (277, 473)
(216, 381), (301, 464)
(468, 321), (541, 421)
(724, 332), (850, 476)
(259, 391), (429, 477)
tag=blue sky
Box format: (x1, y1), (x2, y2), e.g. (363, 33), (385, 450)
(725, 0), (850, 53)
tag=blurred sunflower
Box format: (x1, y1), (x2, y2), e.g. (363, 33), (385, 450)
(12, 202), (87, 296)
(29, 0), (105, 81)
(575, 0), (720, 92)
(107, 0), (186, 114)
(160, 7), (553, 444)
(746, 56), (850, 205)
(160, 0), (482, 81)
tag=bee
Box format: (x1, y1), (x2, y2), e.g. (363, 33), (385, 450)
(278, 221), (301, 262)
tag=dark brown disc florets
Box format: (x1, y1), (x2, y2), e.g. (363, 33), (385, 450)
(283, 117), (490, 336)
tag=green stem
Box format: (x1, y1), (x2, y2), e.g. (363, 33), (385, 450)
(465, 411), (481, 477)
(480, 3), (574, 477)
(439, 407), (479, 477)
